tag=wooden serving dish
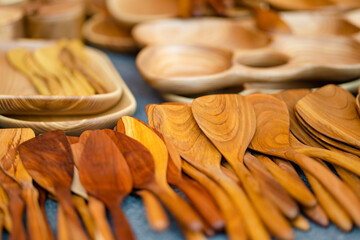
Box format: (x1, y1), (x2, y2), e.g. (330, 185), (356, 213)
(0, 40), (123, 115)
(26, 1), (85, 39)
(132, 17), (269, 51)
(136, 35), (360, 95)
(106, 0), (178, 27)
(0, 6), (24, 40)
(0, 68), (136, 135)
(82, 13), (138, 52)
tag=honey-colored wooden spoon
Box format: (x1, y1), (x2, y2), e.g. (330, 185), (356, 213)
(246, 93), (360, 227)
(0, 184), (11, 235)
(295, 84), (360, 149)
(192, 94), (293, 239)
(149, 104), (264, 240)
(78, 130), (135, 240)
(0, 128), (51, 240)
(18, 130), (89, 240)
(104, 127), (203, 232)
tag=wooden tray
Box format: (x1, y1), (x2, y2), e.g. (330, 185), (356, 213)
(0, 73), (136, 136)
(0, 40), (123, 115)
(82, 13), (138, 52)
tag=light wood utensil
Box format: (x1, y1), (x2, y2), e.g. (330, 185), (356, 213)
(18, 130), (89, 240)
(0, 128), (51, 240)
(246, 93), (360, 227)
(136, 36), (360, 95)
(106, 0), (178, 27)
(82, 14), (138, 52)
(105, 127), (203, 231)
(0, 40), (122, 115)
(295, 84), (360, 149)
(78, 130), (135, 240)
(149, 104), (263, 240)
(132, 17), (269, 50)
(191, 94), (293, 239)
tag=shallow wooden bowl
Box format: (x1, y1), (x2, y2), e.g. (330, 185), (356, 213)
(132, 17), (269, 51)
(106, 0), (178, 27)
(0, 6), (24, 40)
(0, 40), (123, 115)
(82, 13), (138, 52)
(136, 35), (360, 94)
(26, 1), (85, 39)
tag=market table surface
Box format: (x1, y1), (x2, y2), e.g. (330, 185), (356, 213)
(3, 47), (360, 239)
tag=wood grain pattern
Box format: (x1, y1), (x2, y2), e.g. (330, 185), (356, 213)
(136, 35), (360, 95)
(78, 130), (134, 240)
(0, 128), (51, 240)
(192, 94), (292, 239)
(0, 40), (122, 115)
(18, 130), (88, 240)
(246, 93), (360, 227)
(295, 84), (360, 149)
(106, 126), (203, 232)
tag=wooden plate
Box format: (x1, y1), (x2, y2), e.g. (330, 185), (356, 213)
(0, 72), (136, 135)
(82, 13), (138, 52)
(132, 17), (269, 51)
(0, 40), (123, 115)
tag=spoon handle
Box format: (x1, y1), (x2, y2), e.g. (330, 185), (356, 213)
(72, 195), (95, 239)
(335, 166), (360, 199)
(108, 200), (135, 240)
(136, 190), (169, 232)
(21, 186), (51, 240)
(291, 214), (310, 232)
(88, 197), (115, 240)
(36, 185), (55, 240)
(174, 176), (225, 231)
(8, 192), (26, 240)
(57, 204), (70, 240)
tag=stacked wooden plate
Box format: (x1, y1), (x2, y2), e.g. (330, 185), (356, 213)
(0, 40), (136, 135)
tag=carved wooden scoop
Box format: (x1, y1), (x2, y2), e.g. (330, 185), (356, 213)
(191, 94), (293, 239)
(113, 118), (204, 232)
(246, 93), (360, 227)
(18, 130), (89, 240)
(78, 130), (135, 240)
(0, 128), (51, 240)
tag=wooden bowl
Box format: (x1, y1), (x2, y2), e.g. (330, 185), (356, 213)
(0, 40), (123, 115)
(0, 6), (24, 40)
(82, 13), (138, 52)
(136, 36), (360, 95)
(106, 0), (178, 27)
(26, 1), (85, 39)
(266, 0), (334, 10)
(132, 17), (270, 51)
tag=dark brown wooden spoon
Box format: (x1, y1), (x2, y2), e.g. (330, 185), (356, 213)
(78, 130), (135, 240)
(0, 128), (51, 240)
(18, 130), (89, 240)
(246, 93), (360, 227)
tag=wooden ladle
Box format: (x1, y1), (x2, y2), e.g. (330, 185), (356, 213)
(0, 128), (51, 240)
(295, 84), (360, 149)
(18, 130), (89, 240)
(112, 119), (204, 232)
(149, 103), (266, 240)
(78, 130), (135, 240)
(245, 93), (360, 227)
(191, 94), (293, 239)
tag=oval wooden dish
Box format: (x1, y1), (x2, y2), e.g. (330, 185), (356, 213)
(132, 17), (269, 51)
(136, 35), (360, 95)
(106, 0), (178, 27)
(0, 40), (123, 115)
(0, 6), (24, 40)
(82, 13), (138, 52)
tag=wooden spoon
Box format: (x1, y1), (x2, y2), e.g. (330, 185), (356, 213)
(295, 84), (360, 149)
(18, 130), (89, 240)
(0, 128), (51, 240)
(246, 93), (360, 227)
(149, 104), (263, 240)
(78, 130), (135, 240)
(192, 94), (293, 239)
(0, 184), (11, 235)
(104, 127), (203, 232)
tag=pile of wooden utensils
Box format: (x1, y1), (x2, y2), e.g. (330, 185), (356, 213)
(1, 83), (360, 239)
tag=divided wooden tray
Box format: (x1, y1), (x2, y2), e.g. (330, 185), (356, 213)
(0, 40), (123, 115)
